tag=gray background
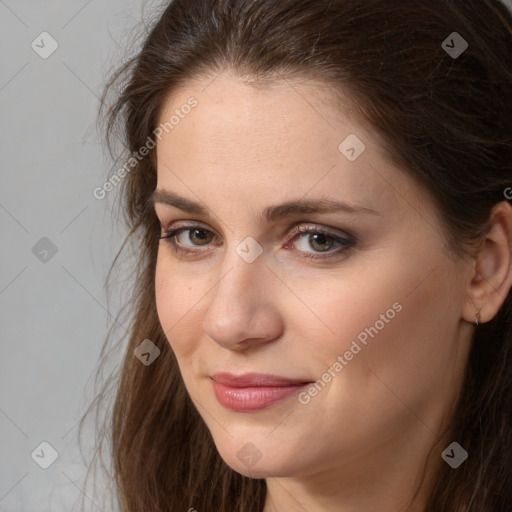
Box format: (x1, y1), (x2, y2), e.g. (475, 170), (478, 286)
(1, 1), (511, 511)
(0, 1), (161, 511)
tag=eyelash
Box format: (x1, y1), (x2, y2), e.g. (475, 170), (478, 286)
(157, 222), (356, 261)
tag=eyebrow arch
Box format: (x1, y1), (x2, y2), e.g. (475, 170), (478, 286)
(151, 189), (379, 221)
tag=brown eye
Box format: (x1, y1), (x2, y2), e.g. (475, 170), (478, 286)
(307, 233), (335, 252)
(188, 228), (214, 245)
(158, 225), (218, 254)
(286, 224), (356, 261)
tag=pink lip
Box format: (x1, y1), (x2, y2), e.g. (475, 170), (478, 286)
(211, 372), (311, 412)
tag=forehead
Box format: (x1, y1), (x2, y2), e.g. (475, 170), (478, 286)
(157, 71), (361, 150)
(153, 70), (418, 220)
(159, 73), (354, 164)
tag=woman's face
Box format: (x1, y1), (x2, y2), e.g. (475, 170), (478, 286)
(153, 71), (474, 481)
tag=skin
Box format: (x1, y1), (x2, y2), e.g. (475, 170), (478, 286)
(152, 69), (512, 511)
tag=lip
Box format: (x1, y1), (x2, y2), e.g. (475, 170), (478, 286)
(211, 372), (312, 412)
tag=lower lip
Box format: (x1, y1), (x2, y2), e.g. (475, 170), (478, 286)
(212, 381), (309, 411)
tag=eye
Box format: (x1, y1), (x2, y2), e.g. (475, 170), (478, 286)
(158, 221), (355, 260)
(158, 223), (217, 254)
(285, 224), (355, 260)
(172, 227), (214, 246)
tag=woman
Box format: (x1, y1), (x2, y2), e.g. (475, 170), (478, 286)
(83, 0), (512, 510)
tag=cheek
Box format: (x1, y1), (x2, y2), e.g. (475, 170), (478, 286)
(291, 265), (462, 454)
(369, 270), (464, 397)
(154, 255), (207, 358)
(302, 256), (459, 378)
(320, 264), (462, 414)
(293, 266), (404, 362)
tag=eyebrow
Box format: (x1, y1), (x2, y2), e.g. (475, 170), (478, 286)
(151, 189), (379, 221)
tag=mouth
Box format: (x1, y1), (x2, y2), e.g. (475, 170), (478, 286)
(211, 372), (312, 412)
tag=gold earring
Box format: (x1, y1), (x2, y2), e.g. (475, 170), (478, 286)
(474, 312), (481, 326)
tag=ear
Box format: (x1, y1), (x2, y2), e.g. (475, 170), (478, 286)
(462, 201), (512, 324)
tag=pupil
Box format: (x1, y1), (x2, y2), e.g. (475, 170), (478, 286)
(192, 229), (209, 243)
(310, 233), (331, 251)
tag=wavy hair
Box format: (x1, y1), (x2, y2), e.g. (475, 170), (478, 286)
(80, 1), (512, 510)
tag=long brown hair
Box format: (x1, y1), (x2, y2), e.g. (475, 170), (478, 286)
(79, 0), (512, 510)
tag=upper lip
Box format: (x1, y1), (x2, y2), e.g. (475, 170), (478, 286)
(211, 372), (311, 387)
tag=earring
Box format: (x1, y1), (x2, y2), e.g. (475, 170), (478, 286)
(474, 312), (481, 327)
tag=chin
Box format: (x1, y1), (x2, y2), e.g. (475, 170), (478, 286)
(214, 441), (305, 479)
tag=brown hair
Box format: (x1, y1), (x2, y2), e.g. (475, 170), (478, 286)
(80, 0), (512, 510)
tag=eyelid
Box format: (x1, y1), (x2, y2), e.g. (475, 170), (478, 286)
(158, 219), (354, 241)
(286, 222), (356, 243)
(158, 220), (355, 259)
(159, 218), (207, 232)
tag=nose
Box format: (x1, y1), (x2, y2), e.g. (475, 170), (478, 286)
(202, 246), (284, 351)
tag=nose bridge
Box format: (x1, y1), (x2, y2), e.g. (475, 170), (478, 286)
(202, 244), (282, 349)
(208, 244), (265, 322)
(217, 252), (259, 307)
(215, 232), (268, 301)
